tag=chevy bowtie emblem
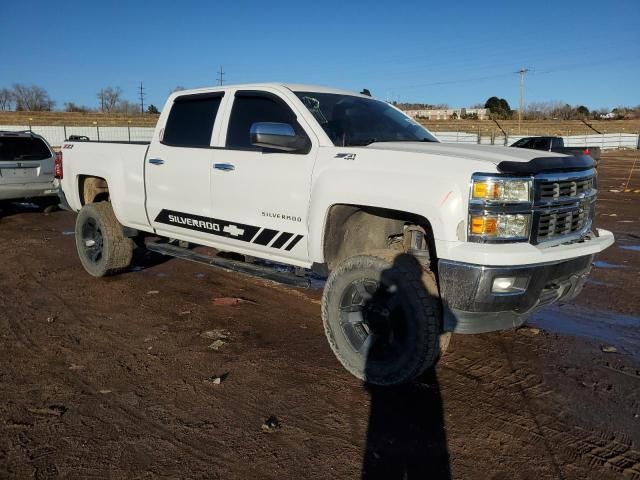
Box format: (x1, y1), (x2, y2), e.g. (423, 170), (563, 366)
(223, 225), (245, 237)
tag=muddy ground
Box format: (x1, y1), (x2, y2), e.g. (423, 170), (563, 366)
(1, 151), (639, 479)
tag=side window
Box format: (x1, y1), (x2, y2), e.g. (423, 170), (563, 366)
(551, 138), (563, 149)
(163, 94), (223, 147)
(532, 138), (547, 149)
(226, 93), (307, 149)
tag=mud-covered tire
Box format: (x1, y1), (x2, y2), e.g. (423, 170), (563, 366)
(75, 202), (134, 277)
(321, 253), (442, 385)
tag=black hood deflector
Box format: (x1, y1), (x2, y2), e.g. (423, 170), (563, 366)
(497, 155), (594, 174)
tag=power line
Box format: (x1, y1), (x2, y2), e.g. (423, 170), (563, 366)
(217, 65), (225, 86)
(398, 71), (514, 90)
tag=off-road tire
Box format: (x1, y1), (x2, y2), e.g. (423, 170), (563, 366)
(75, 202), (134, 277)
(321, 252), (442, 385)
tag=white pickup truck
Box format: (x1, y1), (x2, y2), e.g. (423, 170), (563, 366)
(58, 83), (614, 385)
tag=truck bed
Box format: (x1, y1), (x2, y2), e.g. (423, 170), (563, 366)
(60, 140), (151, 231)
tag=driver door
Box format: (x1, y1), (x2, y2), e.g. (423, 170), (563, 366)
(209, 89), (317, 263)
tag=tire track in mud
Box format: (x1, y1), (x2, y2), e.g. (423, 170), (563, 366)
(273, 277), (640, 479)
(441, 345), (640, 479)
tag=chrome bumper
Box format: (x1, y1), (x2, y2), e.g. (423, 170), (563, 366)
(438, 254), (594, 334)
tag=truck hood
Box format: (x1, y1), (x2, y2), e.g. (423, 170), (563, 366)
(367, 141), (562, 166)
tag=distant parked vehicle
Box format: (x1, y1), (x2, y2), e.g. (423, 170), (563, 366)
(0, 131), (60, 207)
(510, 136), (601, 164)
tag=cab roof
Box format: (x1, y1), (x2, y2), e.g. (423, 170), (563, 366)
(172, 83), (367, 98)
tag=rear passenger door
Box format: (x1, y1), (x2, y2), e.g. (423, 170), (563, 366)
(209, 89), (317, 263)
(145, 92), (224, 242)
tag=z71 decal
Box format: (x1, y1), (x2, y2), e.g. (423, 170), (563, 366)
(154, 209), (304, 251)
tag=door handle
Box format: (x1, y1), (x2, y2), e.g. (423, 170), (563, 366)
(148, 158), (165, 165)
(214, 163), (235, 171)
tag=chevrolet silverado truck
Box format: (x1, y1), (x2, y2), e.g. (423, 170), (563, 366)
(58, 83), (614, 385)
(510, 136), (601, 164)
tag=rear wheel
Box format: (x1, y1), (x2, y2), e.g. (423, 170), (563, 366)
(321, 252), (442, 385)
(75, 202), (134, 277)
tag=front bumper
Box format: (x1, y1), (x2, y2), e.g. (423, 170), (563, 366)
(439, 251), (598, 334)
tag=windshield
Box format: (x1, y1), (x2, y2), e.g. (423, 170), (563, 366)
(0, 136), (51, 161)
(294, 92), (438, 147)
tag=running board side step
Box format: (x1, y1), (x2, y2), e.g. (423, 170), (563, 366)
(146, 242), (311, 288)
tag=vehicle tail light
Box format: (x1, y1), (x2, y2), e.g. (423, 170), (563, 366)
(583, 148), (590, 155)
(54, 151), (63, 179)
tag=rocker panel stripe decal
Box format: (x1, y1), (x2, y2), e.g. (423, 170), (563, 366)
(153, 209), (304, 251)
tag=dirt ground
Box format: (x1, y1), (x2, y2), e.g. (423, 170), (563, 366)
(1, 151), (639, 480)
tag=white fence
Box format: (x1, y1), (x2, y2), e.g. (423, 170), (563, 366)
(432, 131), (639, 150)
(1, 123), (638, 150)
(0, 124), (155, 145)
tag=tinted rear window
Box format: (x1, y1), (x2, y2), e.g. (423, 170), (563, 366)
(0, 136), (51, 161)
(163, 94), (223, 147)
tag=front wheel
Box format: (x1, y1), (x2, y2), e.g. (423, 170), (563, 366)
(75, 202), (134, 277)
(321, 253), (443, 386)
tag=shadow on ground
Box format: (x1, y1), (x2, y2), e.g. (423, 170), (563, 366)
(360, 254), (452, 479)
(362, 370), (451, 479)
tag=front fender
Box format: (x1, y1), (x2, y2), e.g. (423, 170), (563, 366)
(307, 167), (468, 264)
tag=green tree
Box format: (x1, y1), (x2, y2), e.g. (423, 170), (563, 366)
(484, 96), (512, 119)
(576, 105), (589, 118)
(147, 104), (159, 114)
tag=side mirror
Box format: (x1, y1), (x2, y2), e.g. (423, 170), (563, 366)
(250, 122), (308, 153)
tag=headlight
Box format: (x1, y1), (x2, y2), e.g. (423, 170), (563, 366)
(469, 213), (531, 240)
(471, 178), (531, 203)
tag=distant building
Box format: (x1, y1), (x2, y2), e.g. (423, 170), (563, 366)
(402, 107), (490, 120)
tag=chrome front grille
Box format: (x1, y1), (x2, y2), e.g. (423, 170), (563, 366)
(536, 207), (589, 241)
(532, 170), (596, 245)
(538, 176), (594, 201)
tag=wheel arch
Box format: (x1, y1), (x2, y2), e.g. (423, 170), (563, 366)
(78, 175), (110, 205)
(321, 203), (438, 271)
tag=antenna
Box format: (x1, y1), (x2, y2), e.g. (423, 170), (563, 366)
(217, 65), (225, 86)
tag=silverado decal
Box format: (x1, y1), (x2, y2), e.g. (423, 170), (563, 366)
(154, 209), (304, 251)
(334, 153), (356, 160)
(261, 211), (302, 222)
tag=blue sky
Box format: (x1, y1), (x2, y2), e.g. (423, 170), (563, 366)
(1, 0), (638, 110)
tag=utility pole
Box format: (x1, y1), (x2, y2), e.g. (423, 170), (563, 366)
(139, 81), (145, 114)
(516, 68), (529, 134)
(217, 65), (225, 86)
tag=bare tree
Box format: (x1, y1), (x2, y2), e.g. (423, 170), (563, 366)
(524, 101), (554, 120)
(97, 87), (123, 113)
(112, 100), (140, 115)
(12, 84), (55, 111)
(0, 88), (13, 110)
